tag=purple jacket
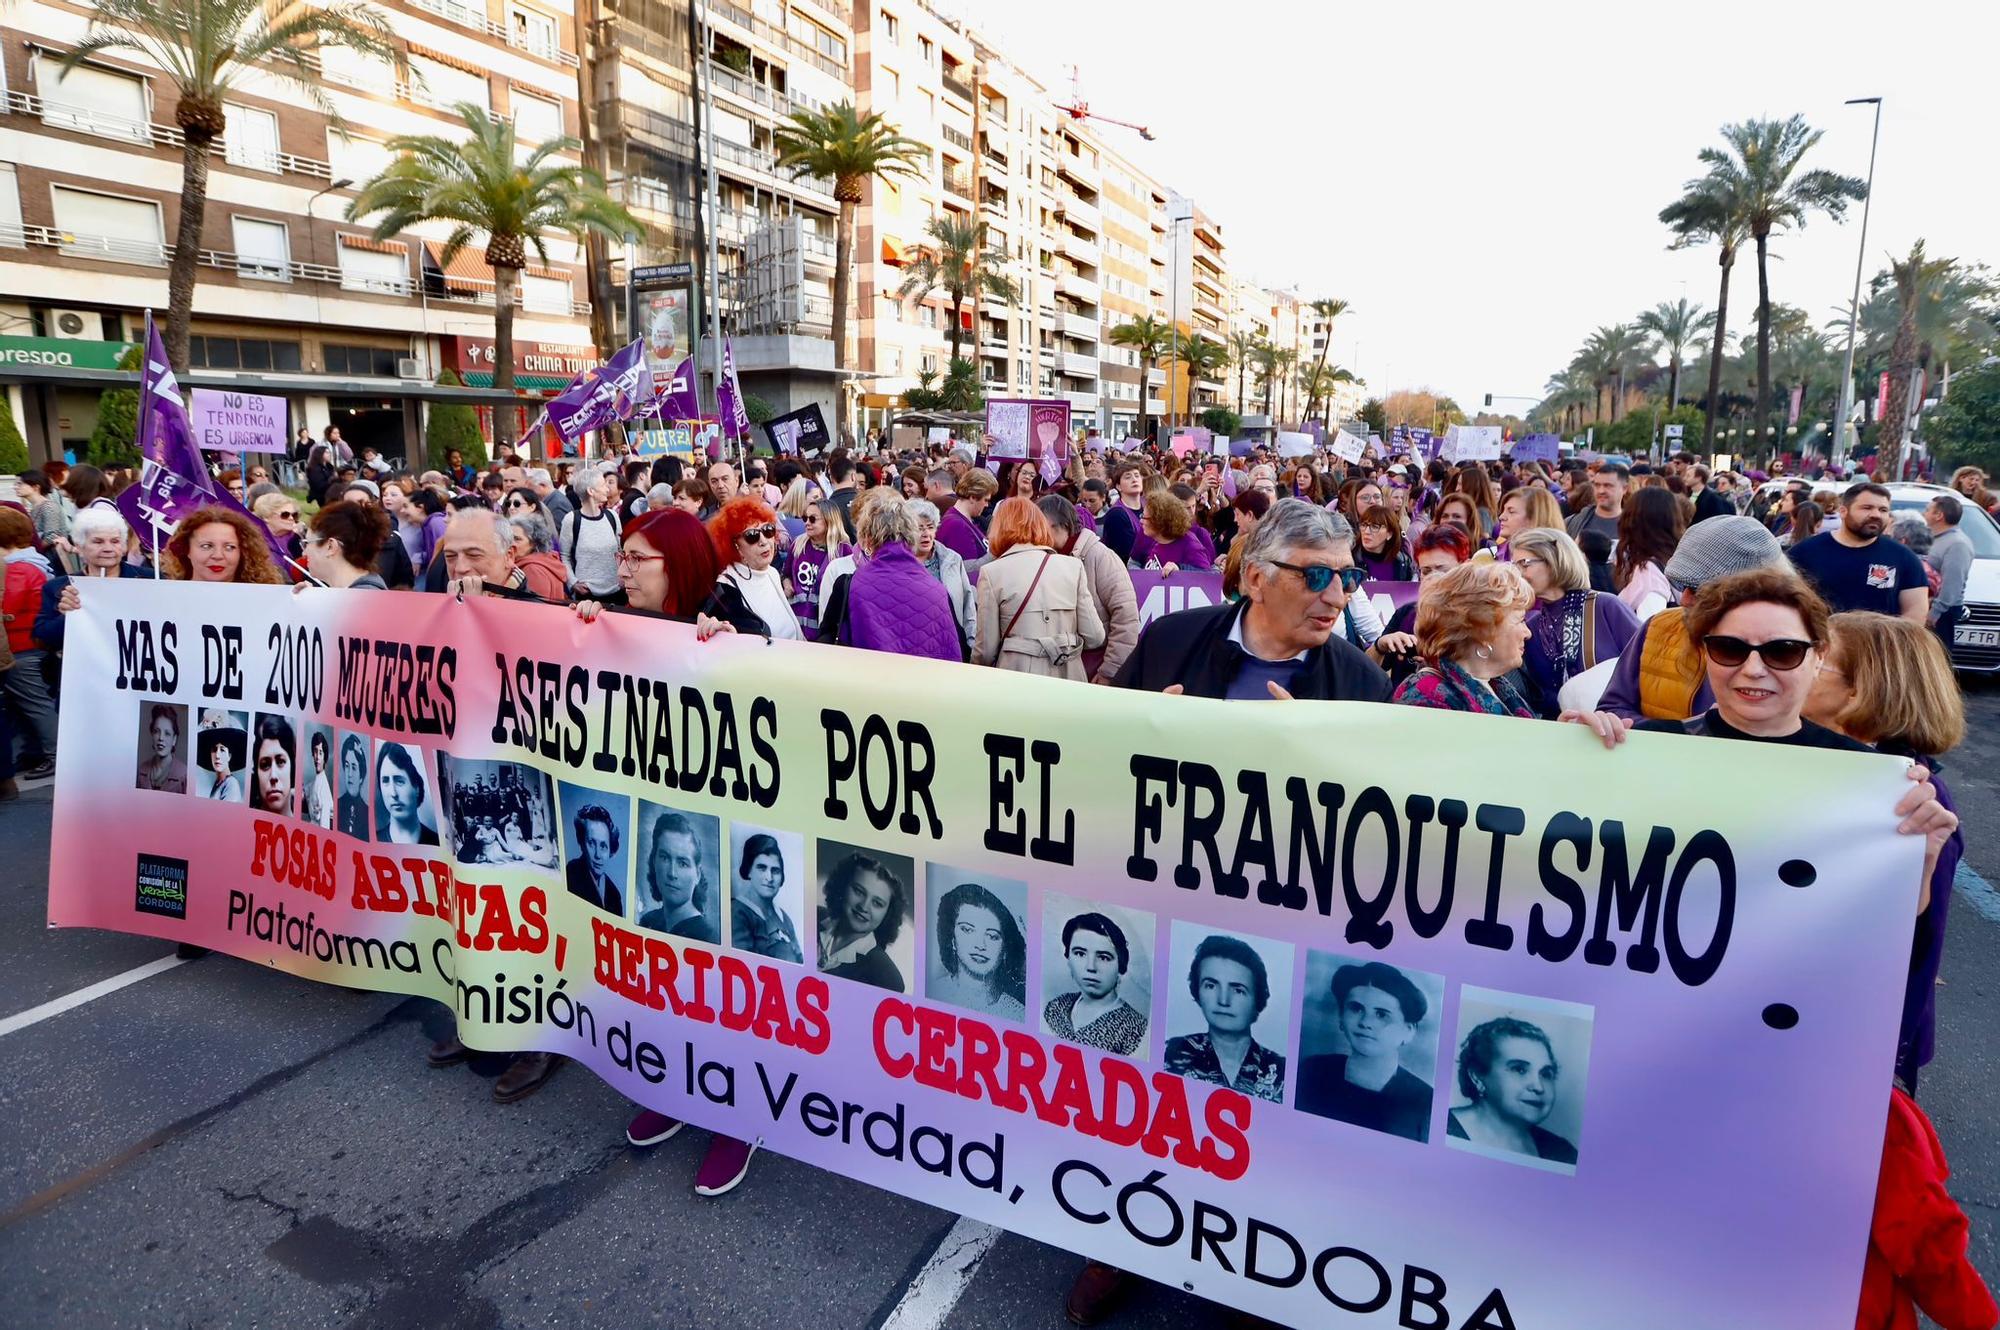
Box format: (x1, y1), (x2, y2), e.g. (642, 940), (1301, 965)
(1129, 530), (1212, 570)
(845, 541), (961, 661)
(1899, 762), (1962, 1089)
(936, 506), (988, 562)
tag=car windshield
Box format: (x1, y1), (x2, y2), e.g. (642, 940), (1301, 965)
(1891, 499), (2000, 558)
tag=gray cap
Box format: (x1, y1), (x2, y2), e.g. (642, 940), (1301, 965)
(1663, 515), (1786, 591)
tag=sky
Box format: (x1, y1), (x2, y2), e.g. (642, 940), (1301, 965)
(953, 0), (2000, 413)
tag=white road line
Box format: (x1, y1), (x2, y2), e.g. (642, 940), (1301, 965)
(1956, 863), (2000, 925)
(878, 1215), (1003, 1330)
(0, 955), (189, 1039)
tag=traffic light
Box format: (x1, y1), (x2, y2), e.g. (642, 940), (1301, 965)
(1483, 393), (1493, 407)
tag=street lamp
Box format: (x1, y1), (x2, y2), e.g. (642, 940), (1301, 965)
(1832, 97), (1881, 468)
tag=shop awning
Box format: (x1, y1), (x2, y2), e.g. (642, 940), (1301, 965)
(456, 370), (573, 392)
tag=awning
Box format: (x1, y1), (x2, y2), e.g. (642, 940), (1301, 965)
(339, 233), (406, 256)
(881, 236), (905, 266)
(456, 370), (573, 392)
(423, 242), (569, 293)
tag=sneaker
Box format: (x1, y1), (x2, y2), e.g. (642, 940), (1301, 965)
(1064, 1261), (1131, 1327)
(626, 1108), (684, 1147)
(20, 759), (54, 781)
(692, 1134), (757, 1196)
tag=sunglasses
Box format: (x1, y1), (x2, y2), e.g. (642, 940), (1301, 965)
(1270, 560), (1367, 594)
(1700, 635), (1813, 671)
(739, 524), (778, 545)
(276, 509), (298, 521)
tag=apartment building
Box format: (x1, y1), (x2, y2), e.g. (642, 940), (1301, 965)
(0, 0), (594, 461)
(586, 0), (847, 423)
(1096, 144), (1168, 440)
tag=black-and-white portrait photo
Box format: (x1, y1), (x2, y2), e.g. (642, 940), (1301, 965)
(632, 803), (722, 944)
(1445, 987), (1594, 1174)
(728, 823), (805, 964)
(374, 740), (439, 845)
(335, 732), (370, 840)
(1161, 922), (1295, 1103)
(435, 755), (555, 864)
(1296, 953), (1446, 1141)
(300, 724), (336, 829)
(924, 867), (1028, 1024)
(194, 708), (248, 803)
(249, 713), (297, 818)
(814, 840), (914, 993)
(134, 700), (188, 794)
(558, 783), (631, 916)
(1040, 893), (1154, 1058)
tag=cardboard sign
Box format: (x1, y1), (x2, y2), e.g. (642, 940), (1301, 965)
(189, 388), (287, 453)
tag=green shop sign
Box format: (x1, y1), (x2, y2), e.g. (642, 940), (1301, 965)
(0, 336), (135, 371)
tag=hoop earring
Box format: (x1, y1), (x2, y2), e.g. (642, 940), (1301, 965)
(1474, 643), (1492, 660)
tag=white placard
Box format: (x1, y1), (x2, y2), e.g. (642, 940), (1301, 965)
(1276, 430), (1316, 458)
(1330, 429), (1366, 463)
(1443, 424), (1504, 461)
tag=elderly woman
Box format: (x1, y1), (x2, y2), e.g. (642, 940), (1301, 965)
(41, 506), (154, 646)
(906, 498), (976, 650)
(706, 496), (803, 640)
(824, 492), (961, 660)
(251, 491), (304, 569)
(817, 851), (909, 993)
(1390, 560), (1536, 716)
(302, 500), (391, 590)
(929, 882), (1028, 1021)
(502, 509), (568, 603)
(1447, 1016), (1577, 1164)
(164, 506), (285, 586)
(561, 464), (624, 601)
(1038, 494), (1139, 686)
(976, 498), (1105, 679)
(1805, 613), (1967, 1092)
(1354, 503), (1415, 582)
(1129, 491), (1212, 573)
(937, 468), (998, 562)
(1513, 527), (1640, 711)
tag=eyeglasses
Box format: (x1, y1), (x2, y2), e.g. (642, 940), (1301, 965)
(1269, 560), (1366, 594)
(275, 509), (298, 521)
(1359, 520), (1388, 532)
(739, 524), (778, 545)
(1514, 555), (1547, 570)
(614, 549), (665, 567)
(1700, 635), (1813, 671)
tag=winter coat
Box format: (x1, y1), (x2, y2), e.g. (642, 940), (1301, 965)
(515, 551), (570, 604)
(1072, 529), (1139, 684)
(842, 541), (960, 662)
(1856, 1087), (1999, 1330)
(974, 544), (1104, 680)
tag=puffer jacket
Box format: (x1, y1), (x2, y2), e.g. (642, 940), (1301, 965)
(844, 541), (960, 662)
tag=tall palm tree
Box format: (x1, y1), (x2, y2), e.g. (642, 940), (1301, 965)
(1690, 116), (1866, 453)
(1877, 241), (1954, 476)
(62, 0), (396, 370)
(349, 104), (634, 446)
(1537, 368), (1595, 435)
(1253, 341), (1282, 420)
(1661, 172), (1751, 450)
(1636, 298), (1716, 408)
(1176, 333), (1229, 424)
(1271, 346), (1299, 424)
(1302, 297), (1352, 419)
(1107, 314), (1175, 444)
(895, 215), (1018, 365)
(1227, 330), (1261, 415)
(773, 102), (927, 372)
(1298, 363), (1361, 425)
(1570, 325), (1649, 422)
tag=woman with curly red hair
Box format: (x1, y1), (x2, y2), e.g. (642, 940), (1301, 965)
(163, 506), (284, 586)
(705, 496), (802, 639)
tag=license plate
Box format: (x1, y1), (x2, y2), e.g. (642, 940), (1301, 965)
(1955, 626), (2000, 647)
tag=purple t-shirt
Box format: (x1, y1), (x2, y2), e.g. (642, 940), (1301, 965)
(1130, 531), (1212, 570)
(936, 506), (988, 562)
(789, 540), (848, 639)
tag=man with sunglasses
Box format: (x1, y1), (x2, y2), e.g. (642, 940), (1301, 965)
(1114, 499), (1391, 702)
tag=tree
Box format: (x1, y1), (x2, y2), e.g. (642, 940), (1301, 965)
(88, 345), (144, 467)
(63, 0), (395, 372)
(1925, 362), (2000, 477)
(1226, 330), (1260, 415)
(1689, 116), (1865, 456)
(1302, 297), (1352, 418)
(895, 215), (1019, 364)
(1176, 333), (1229, 424)
(1298, 362), (1361, 424)
(1380, 388), (1464, 433)
(773, 102), (927, 376)
(0, 391), (27, 475)
(901, 360), (981, 413)
(742, 391), (774, 426)
(425, 368), (485, 471)
(1661, 171), (1750, 450)
(1637, 298), (1716, 408)
(349, 104), (634, 448)
(1200, 406), (1240, 436)
(1570, 324), (1649, 422)
(1107, 315), (1175, 443)
(1358, 397), (1387, 436)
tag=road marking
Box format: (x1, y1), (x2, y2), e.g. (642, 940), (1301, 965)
(0, 954), (188, 1039)
(1955, 863), (2000, 925)
(877, 1215), (1003, 1330)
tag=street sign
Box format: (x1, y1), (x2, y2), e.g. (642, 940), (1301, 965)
(632, 262), (694, 291)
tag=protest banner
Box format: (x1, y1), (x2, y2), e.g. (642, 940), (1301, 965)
(987, 398), (1071, 462)
(1443, 425), (1504, 462)
(1276, 431), (1315, 459)
(189, 388), (287, 454)
(1330, 430), (1367, 464)
(758, 402), (830, 457)
(51, 580), (1920, 1330)
(1511, 434), (1561, 464)
(717, 338), (751, 440)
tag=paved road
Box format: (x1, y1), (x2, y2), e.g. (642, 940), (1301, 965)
(3, 682), (1997, 1328)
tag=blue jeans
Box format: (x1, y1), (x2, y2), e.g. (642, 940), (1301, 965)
(1, 649), (58, 761)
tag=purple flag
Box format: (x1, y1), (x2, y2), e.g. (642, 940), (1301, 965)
(544, 339), (654, 445)
(717, 338), (750, 439)
(655, 355), (701, 422)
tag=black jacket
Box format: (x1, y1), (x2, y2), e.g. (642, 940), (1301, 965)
(376, 528), (416, 589)
(1113, 599), (1392, 702)
(1691, 486), (1734, 524)
(701, 580), (773, 637)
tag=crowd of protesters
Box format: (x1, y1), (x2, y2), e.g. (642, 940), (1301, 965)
(3, 431), (1994, 1330)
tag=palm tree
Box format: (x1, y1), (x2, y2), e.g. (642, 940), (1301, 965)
(1302, 297), (1352, 419)
(1570, 325), (1648, 422)
(1877, 241), (1954, 476)
(774, 102), (927, 374)
(1226, 330), (1261, 415)
(1537, 368), (1595, 435)
(62, 0), (396, 371)
(1253, 341), (1282, 420)
(895, 215), (1019, 364)
(1107, 314), (1175, 444)
(1661, 173), (1750, 449)
(1690, 116), (1866, 454)
(1271, 347), (1299, 425)
(1176, 333), (1229, 425)
(1298, 363), (1361, 425)
(349, 104), (635, 446)
(1637, 299), (1716, 408)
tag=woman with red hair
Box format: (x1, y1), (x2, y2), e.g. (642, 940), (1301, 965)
(705, 496), (802, 639)
(974, 497), (1104, 679)
(572, 507), (739, 636)
(163, 506), (284, 585)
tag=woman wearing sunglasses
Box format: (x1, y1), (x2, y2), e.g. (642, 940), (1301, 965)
(704, 496), (803, 640)
(1390, 561), (1536, 716)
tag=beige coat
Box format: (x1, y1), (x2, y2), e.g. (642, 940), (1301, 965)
(1072, 529), (1139, 684)
(974, 544), (1106, 679)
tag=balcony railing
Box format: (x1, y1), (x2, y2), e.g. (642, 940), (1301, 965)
(704, 59), (820, 116)
(941, 124), (973, 152)
(940, 70), (974, 104)
(7, 89), (334, 179)
(940, 165), (973, 200)
(398, 0), (581, 67)
(608, 103), (833, 196)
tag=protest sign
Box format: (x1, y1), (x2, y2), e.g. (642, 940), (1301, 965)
(1211, 436), (1231, 457)
(1275, 431), (1315, 459)
(51, 581), (1919, 1330)
(1330, 430), (1366, 464)
(1511, 434), (1560, 464)
(1170, 434), (1198, 460)
(190, 389), (287, 453)
(1443, 425), (1504, 462)
(986, 398), (1069, 461)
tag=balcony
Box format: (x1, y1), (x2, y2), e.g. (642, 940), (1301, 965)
(940, 164), (974, 201)
(941, 124), (973, 153)
(1056, 270), (1099, 303)
(1060, 231), (1099, 266)
(1056, 196), (1099, 230)
(705, 59), (818, 117)
(9, 89), (333, 179)
(1061, 311), (1098, 340)
(606, 104), (834, 198)
(1061, 351), (1098, 377)
(1056, 152), (1098, 188)
(1147, 367), (1166, 385)
(941, 69), (975, 105)
(401, 0), (581, 67)
(1064, 389), (1099, 411)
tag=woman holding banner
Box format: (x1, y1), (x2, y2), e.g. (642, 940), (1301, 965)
(1390, 561), (1536, 716)
(707, 497), (803, 640)
(571, 509), (741, 639)
(302, 501), (390, 591)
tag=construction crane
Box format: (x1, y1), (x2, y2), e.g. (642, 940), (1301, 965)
(1054, 65), (1154, 141)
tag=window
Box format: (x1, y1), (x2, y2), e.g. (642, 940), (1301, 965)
(232, 217), (291, 280)
(882, 67), (899, 102)
(324, 344), (401, 376)
(317, 44), (395, 95)
(189, 336), (302, 372)
(39, 60), (148, 143)
(51, 186), (163, 264)
(512, 91), (563, 143)
(408, 54), (490, 112)
(0, 165), (21, 247)
(918, 36), (932, 64)
(881, 11), (898, 41)
(336, 238), (409, 294)
(522, 273), (572, 314)
(223, 105), (282, 172)
(327, 132), (393, 194)
(511, 7), (559, 58)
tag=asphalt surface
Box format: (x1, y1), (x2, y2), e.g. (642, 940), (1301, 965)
(2, 682), (1997, 1329)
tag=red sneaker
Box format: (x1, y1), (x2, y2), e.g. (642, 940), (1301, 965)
(693, 1134), (758, 1196)
(626, 1108), (684, 1147)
